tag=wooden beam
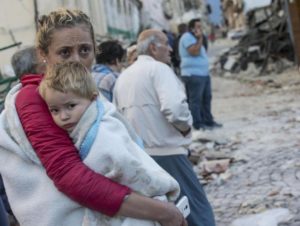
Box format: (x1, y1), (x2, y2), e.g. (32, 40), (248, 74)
(287, 0), (300, 65)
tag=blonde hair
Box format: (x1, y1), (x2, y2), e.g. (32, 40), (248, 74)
(36, 8), (96, 55)
(39, 61), (98, 100)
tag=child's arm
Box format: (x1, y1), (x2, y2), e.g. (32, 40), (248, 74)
(15, 84), (130, 216)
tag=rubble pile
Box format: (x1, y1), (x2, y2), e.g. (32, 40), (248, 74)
(221, 0), (245, 30)
(213, 0), (295, 77)
(189, 132), (239, 185)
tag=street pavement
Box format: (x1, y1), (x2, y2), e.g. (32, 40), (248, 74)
(192, 40), (300, 226)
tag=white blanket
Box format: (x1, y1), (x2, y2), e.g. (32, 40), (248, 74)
(0, 84), (180, 226)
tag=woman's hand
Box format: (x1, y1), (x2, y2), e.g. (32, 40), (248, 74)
(118, 192), (187, 226)
(158, 202), (188, 226)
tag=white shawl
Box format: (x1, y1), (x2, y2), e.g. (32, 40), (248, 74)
(0, 84), (180, 226)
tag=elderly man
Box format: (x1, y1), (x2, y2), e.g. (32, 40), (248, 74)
(114, 29), (216, 226)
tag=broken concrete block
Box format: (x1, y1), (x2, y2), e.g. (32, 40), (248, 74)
(230, 208), (293, 226)
(224, 57), (237, 71)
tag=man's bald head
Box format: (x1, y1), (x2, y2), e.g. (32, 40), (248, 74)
(137, 29), (165, 55)
(138, 29), (163, 43)
(136, 29), (171, 64)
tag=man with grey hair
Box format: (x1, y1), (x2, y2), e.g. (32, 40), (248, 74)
(11, 46), (45, 78)
(114, 29), (216, 226)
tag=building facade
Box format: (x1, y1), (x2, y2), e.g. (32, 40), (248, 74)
(167, 0), (209, 33)
(0, 0), (142, 76)
(0, 0), (212, 75)
(0, 0), (36, 72)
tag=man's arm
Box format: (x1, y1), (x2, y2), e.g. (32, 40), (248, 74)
(184, 30), (203, 56)
(187, 36), (203, 56)
(154, 64), (192, 134)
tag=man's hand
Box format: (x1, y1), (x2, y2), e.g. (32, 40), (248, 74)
(180, 127), (191, 137)
(188, 28), (203, 55)
(193, 28), (202, 40)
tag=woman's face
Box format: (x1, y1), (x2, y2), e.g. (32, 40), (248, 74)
(42, 25), (95, 69)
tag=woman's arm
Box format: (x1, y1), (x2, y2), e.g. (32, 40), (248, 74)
(119, 192), (187, 226)
(15, 80), (186, 225)
(15, 83), (130, 216)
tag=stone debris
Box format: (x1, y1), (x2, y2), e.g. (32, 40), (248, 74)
(230, 208), (293, 226)
(189, 130), (236, 184)
(221, 0), (245, 31)
(199, 159), (231, 176)
(203, 151), (233, 161)
(268, 189), (280, 197)
(212, 0), (295, 78)
(294, 116), (300, 123)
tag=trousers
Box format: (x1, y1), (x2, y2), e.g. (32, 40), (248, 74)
(182, 76), (214, 129)
(0, 199), (9, 226)
(152, 154), (216, 226)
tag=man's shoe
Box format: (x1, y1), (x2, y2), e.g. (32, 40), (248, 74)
(193, 125), (207, 131)
(202, 125), (213, 131)
(211, 121), (223, 128)
(204, 121), (223, 130)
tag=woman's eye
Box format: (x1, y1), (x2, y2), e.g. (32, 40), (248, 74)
(80, 46), (92, 56)
(59, 48), (70, 58)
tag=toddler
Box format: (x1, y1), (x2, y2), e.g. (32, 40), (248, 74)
(39, 62), (180, 226)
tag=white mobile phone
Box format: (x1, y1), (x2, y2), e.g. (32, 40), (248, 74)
(176, 196), (190, 218)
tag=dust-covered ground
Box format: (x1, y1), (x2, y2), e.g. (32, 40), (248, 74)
(191, 39), (300, 226)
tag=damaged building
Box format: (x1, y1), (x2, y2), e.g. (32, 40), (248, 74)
(214, 0), (299, 77)
(221, 0), (246, 30)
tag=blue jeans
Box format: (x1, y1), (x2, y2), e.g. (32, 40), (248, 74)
(0, 199), (9, 226)
(152, 155), (216, 226)
(182, 76), (214, 129)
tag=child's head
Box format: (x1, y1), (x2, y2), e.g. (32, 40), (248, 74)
(39, 61), (98, 132)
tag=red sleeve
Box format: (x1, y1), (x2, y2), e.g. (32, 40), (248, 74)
(15, 84), (131, 216)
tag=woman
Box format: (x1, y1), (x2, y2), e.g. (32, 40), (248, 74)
(0, 8), (186, 226)
(92, 40), (125, 102)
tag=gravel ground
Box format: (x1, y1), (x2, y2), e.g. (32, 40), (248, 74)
(194, 63), (300, 225)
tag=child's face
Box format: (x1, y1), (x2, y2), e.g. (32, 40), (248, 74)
(44, 88), (92, 133)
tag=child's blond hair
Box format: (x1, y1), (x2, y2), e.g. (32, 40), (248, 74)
(39, 61), (98, 100)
